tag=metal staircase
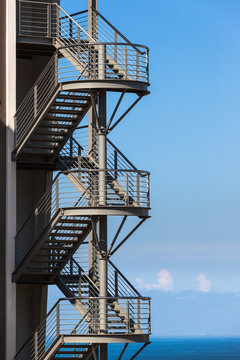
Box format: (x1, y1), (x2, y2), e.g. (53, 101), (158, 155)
(14, 1), (151, 359)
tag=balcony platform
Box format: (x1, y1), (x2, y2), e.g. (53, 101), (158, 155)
(60, 333), (150, 344)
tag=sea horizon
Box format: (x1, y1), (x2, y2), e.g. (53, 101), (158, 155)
(108, 336), (240, 359)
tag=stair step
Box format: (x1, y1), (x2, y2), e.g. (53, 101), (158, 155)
(41, 245), (74, 250)
(54, 225), (86, 231)
(58, 219), (91, 224)
(22, 148), (53, 154)
(31, 259), (66, 263)
(26, 265), (61, 270)
(108, 320), (124, 324)
(57, 350), (88, 354)
(53, 101), (88, 107)
(50, 232), (84, 237)
(43, 116), (77, 122)
(60, 344), (91, 348)
(48, 108), (85, 115)
(30, 136), (64, 142)
(46, 239), (79, 244)
(36, 128), (68, 135)
(25, 143), (59, 149)
(39, 123), (73, 129)
(58, 94), (91, 101)
(108, 326), (126, 329)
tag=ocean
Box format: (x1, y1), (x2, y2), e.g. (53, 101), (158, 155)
(108, 337), (240, 359)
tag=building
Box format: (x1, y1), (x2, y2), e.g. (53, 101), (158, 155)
(0, 0), (151, 358)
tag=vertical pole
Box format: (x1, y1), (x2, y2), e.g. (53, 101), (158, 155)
(88, 3), (102, 360)
(56, 303), (60, 337)
(136, 173), (140, 206)
(137, 298), (140, 329)
(126, 300), (130, 333)
(115, 270), (118, 297)
(98, 44), (106, 80)
(124, 46), (128, 79)
(88, 0), (98, 41)
(55, 177), (59, 210)
(136, 52), (139, 81)
(114, 150), (118, 180)
(125, 172), (129, 206)
(98, 90), (108, 360)
(114, 32), (117, 62)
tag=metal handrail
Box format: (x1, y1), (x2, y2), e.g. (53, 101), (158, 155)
(91, 8), (146, 55)
(15, 42), (149, 148)
(15, 296), (151, 360)
(15, 168), (150, 267)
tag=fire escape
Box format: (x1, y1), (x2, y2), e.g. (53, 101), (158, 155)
(14, 1), (151, 359)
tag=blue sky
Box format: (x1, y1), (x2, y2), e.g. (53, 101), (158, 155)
(49, 0), (240, 335)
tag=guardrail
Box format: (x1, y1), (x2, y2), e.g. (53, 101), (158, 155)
(15, 296), (151, 360)
(15, 168), (150, 267)
(15, 42), (149, 148)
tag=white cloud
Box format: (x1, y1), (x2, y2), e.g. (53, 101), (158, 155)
(196, 273), (212, 293)
(136, 269), (174, 291)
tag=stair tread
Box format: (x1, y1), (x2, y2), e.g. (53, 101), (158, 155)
(48, 108), (85, 115)
(39, 123), (73, 129)
(24, 143), (59, 149)
(41, 246), (74, 250)
(43, 117), (78, 122)
(54, 101), (89, 107)
(54, 225), (87, 230)
(46, 239), (79, 243)
(58, 94), (91, 101)
(58, 219), (91, 224)
(50, 232), (85, 237)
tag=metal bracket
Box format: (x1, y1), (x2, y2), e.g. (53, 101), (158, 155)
(117, 343), (129, 360)
(107, 94), (143, 133)
(109, 216), (148, 257)
(129, 342), (151, 360)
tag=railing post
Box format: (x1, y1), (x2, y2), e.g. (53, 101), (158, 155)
(77, 26), (81, 43)
(78, 268), (82, 297)
(114, 150), (118, 180)
(126, 300), (130, 334)
(146, 50), (149, 83)
(148, 299), (151, 334)
(147, 174), (150, 208)
(124, 46), (128, 79)
(136, 173), (140, 206)
(114, 32), (118, 62)
(55, 53), (58, 86)
(98, 44), (106, 80)
(136, 52), (139, 81)
(34, 85), (38, 118)
(137, 298), (141, 330)
(125, 172), (129, 206)
(69, 18), (73, 39)
(47, 4), (51, 37)
(114, 270), (118, 297)
(56, 303), (60, 337)
(34, 331), (38, 360)
(56, 177), (59, 210)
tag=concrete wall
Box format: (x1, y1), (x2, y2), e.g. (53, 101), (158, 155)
(0, 0), (7, 357)
(15, 54), (54, 352)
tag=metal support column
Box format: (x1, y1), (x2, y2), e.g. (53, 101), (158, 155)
(98, 90), (108, 359)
